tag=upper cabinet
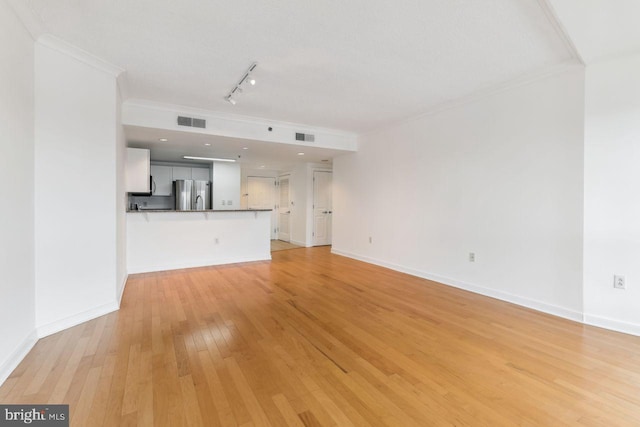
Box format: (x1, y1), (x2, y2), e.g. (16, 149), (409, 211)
(191, 167), (210, 181)
(149, 164), (212, 196)
(150, 165), (173, 196)
(126, 148), (150, 193)
(172, 166), (192, 181)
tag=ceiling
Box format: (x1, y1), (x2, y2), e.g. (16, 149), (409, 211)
(27, 0), (577, 134)
(125, 125), (340, 170)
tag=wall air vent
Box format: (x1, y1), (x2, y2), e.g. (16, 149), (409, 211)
(295, 132), (315, 142)
(177, 116), (207, 129)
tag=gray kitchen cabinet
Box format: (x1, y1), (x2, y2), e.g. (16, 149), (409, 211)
(172, 166), (192, 180)
(191, 167), (210, 181)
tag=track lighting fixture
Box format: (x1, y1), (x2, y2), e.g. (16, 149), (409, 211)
(225, 62), (258, 105)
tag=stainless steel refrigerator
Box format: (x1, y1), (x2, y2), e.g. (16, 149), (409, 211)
(175, 179), (211, 210)
(192, 180), (211, 210)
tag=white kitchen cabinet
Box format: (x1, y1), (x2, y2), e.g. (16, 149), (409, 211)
(191, 167), (210, 181)
(150, 165), (173, 196)
(126, 148), (150, 193)
(172, 166), (192, 180)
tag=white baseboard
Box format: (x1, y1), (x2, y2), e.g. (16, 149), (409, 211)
(583, 314), (640, 337)
(127, 254), (271, 274)
(117, 272), (128, 306)
(36, 301), (119, 339)
(331, 248), (584, 323)
(0, 330), (38, 386)
(290, 239), (309, 248)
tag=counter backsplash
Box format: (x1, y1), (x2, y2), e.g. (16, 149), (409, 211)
(128, 195), (174, 211)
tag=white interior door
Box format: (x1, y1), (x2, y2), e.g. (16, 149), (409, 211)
(313, 171), (332, 246)
(278, 175), (291, 242)
(248, 176), (276, 239)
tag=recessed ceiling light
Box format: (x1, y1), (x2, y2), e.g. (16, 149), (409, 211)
(259, 165), (265, 168)
(159, 138), (168, 142)
(183, 156), (236, 162)
(297, 152), (305, 156)
(205, 143), (211, 146)
(242, 147), (249, 150)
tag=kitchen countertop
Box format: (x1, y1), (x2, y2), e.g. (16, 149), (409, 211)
(127, 209), (272, 213)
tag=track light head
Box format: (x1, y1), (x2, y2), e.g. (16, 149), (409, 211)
(224, 62), (258, 105)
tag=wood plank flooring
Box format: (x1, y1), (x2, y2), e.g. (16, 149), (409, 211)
(2, 247), (640, 426)
(270, 240), (303, 252)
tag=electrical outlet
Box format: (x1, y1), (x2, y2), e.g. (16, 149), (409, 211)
(222, 200), (226, 205)
(614, 275), (626, 289)
(469, 252), (475, 262)
(214, 238), (219, 245)
(228, 200), (233, 205)
(369, 236), (372, 244)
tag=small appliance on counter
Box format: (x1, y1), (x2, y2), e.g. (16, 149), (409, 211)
(174, 180), (211, 210)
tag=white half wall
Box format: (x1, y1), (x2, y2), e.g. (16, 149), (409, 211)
(333, 66), (586, 320)
(583, 53), (640, 335)
(0, 0), (37, 384)
(127, 211), (271, 273)
(34, 39), (121, 334)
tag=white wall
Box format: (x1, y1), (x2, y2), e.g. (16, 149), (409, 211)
(583, 53), (640, 334)
(333, 66), (586, 320)
(34, 41), (120, 336)
(289, 164), (309, 246)
(116, 90), (128, 303)
(0, 0), (37, 384)
(212, 162), (241, 209)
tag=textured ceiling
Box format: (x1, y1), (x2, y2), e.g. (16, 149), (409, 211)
(28, 0), (576, 133)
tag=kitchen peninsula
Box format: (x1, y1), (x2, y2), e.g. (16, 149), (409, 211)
(127, 209), (272, 273)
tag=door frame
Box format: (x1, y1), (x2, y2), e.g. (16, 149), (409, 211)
(277, 174), (291, 242)
(312, 170), (333, 246)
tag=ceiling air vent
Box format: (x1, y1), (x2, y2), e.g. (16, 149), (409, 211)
(177, 116), (192, 126)
(295, 132), (315, 142)
(192, 118), (206, 129)
(177, 116), (207, 129)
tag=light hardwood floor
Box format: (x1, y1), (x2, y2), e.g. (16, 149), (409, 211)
(270, 240), (302, 252)
(2, 247), (640, 426)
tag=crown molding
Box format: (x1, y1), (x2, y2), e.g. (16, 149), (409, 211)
(5, 0), (46, 40)
(536, 0), (585, 65)
(361, 61), (583, 137)
(116, 71), (130, 101)
(37, 34), (124, 77)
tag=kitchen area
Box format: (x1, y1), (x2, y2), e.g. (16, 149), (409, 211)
(125, 147), (272, 273)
